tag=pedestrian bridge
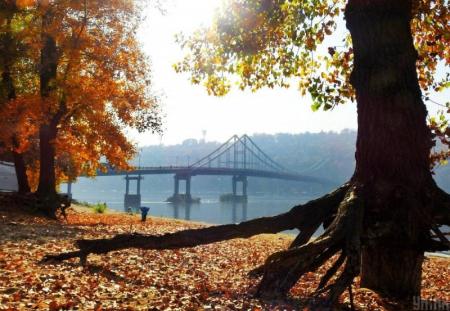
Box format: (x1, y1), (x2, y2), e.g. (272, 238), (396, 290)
(73, 135), (333, 207)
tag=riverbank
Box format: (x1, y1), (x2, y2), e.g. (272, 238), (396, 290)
(0, 204), (448, 310)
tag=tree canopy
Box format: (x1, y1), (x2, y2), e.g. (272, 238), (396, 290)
(174, 0), (449, 108)
(0, 0), (161, 191)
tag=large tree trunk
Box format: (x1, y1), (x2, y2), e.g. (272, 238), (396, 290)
(37, 123), (58, 197)
(345, 0), (432, 298)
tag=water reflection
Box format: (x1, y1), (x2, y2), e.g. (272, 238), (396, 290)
(172, 203), (191, 221)
(231, 202), (247, 223)
(169, 201), (248, 224)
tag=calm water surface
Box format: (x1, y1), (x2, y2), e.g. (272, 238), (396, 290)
(66, 177), (319, 228)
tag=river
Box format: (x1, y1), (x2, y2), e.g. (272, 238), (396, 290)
(65, 176), (321, 232)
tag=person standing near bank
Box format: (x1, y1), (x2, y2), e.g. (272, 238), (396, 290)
(140, 206), (150, 222)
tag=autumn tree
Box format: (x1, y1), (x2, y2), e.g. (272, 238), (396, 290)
(0, 0), (160, 214)
(45, 0), (450, 306)
(0, 1), (33, 193)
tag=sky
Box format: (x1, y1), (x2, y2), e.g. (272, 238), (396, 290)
(132, 0), (447, 146)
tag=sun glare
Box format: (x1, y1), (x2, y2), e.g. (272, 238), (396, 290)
(174, 0), (222, 33)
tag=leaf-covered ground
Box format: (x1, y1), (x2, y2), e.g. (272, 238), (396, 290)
(0, 205), (449, 310)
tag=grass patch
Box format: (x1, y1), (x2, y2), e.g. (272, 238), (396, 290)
(92, 202), (107, 214)
(73, 200), (108, 213)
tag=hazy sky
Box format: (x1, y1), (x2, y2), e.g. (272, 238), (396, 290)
(132, 0), (447, 146)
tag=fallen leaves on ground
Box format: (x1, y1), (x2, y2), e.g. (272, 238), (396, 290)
(0, 206), (449, 310)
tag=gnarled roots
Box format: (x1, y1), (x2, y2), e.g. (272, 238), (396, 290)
(41, 182), (450, 306)
(254, 185), (363, 305)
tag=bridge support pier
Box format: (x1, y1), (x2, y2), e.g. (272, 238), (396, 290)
(124, 174), (142, 211)
(174, 175), (179, 196)
(174, 175), (191, 199)
(168, 174), (197, 203)
(232, 175), (247, 197)
(221, 175), (247, 203)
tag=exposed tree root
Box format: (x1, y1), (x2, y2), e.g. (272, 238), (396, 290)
(255, 185), (363, 305)
(248, 218), (322, 278)
(317, 251), (346, 291)
(41, 183), (365, 304)
(321, 192), (363, 304)
(41, 181), (450, 305)
(42, 183), (349, 264)
(430, 226), (450, 249)
(409, 186), (450, 251)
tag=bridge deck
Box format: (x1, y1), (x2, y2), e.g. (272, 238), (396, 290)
(95, 166), (332, 185)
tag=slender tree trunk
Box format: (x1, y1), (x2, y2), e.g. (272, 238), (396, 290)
(37, 23), (59, 198)
(345, 0), (432, 298)
(12, 139), (31, 194)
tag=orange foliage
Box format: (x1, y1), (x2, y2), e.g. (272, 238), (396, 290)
(0, 0), (160, 185)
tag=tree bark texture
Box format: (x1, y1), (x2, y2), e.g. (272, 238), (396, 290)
(345, 0), (433, 298)
(12, 140), (31, 194)
(37, 11), (59, 199)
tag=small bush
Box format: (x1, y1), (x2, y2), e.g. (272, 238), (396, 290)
(92, 203), (107, 214)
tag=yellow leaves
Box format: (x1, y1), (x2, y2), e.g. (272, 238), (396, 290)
(204, 75), (231, 97)
(411, 0), (450, 95)
(176, 0), (351, 99)
(177, 0), (448, 120)
(26, 160), (40, 191)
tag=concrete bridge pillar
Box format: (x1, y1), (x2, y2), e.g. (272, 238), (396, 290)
(124, 174), (142, 211)
(174, 175), (180, 196)
(173, 174), (191, 197)
(233, 175), (247, 196)
(169, 174), (193, 203)
(185, 175), (191, 200)
(226, 175), (248, 202)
